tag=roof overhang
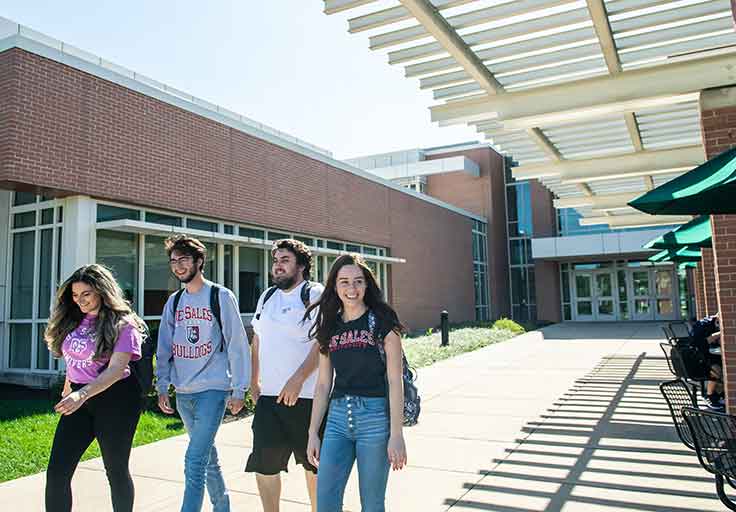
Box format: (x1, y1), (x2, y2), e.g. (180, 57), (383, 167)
(96, 219), (407, 264)
(323, 0), (736, 230)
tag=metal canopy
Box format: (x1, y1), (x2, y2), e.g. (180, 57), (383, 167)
(323, 0), (736, 228)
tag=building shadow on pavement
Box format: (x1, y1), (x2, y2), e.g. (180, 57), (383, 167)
(443, 352), (725, 511)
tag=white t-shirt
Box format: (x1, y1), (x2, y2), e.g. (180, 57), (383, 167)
(251, 281), (323, 399)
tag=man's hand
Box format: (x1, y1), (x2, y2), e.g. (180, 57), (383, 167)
(277, 375), (304, 407)
(228, 398), (245, 415)
(250, 380), (261, 403)
(158, 393), (175, 414)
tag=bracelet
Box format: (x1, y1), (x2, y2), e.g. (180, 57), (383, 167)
(78, 388), (90, 401)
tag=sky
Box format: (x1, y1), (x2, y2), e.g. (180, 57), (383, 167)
(2, 0), (481, 160)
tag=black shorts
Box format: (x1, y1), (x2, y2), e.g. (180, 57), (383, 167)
(245, 395), (317, 475)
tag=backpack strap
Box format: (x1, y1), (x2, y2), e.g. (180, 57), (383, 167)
(368, 311), (387, 366)
(171, 288), (185, 320)
(254, 286), (278, 321)
(210, 285), (224, 352)
(300, 281), (312, 308)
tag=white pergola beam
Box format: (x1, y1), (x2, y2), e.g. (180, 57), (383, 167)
(624, 112), (644, 152)
(579, 214), (692, 228)
(513, 145), (704, 180)
(586, 0), (621, 74)
(554, 192), (642, 209)
(526, 127), (562, 161)
(429, 52), (736, 126)
(348, 0), (474, 33)
(324, 0), (378, 15)
(399, 0), (503, 95)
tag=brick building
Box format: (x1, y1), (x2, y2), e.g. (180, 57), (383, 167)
(0, 20), (487, 387)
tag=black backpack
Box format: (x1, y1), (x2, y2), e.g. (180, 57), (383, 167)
(129, 322), (154, 396)
(170, 285), (224, 351)
(671, 342), (709, 381)
(254, 281), (312, 321)
(368, 311), (421, 427)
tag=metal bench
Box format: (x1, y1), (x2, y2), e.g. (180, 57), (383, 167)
(659, 378), (697, 450)
(683, 407), (736, 510)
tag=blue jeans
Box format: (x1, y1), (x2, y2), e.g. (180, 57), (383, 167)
(176, 390), (230, 512)
(317, 395), (390, 512)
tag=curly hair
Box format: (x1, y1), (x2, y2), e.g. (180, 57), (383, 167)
(271, 239), (313, 280)
(44, 264), (145, 361)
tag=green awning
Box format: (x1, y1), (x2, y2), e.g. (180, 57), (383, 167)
(648, 246), (702, 263)
(629, 147), (736, 214)
(643, 215), (712, 250)
(679, 261), (698, 269)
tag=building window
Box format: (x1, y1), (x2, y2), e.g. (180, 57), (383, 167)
(144, 236), (179, 317)
(473, 220), (489, 321)
(238, 247), (263, 313)
(96, 230), (138, 307)
(7, 195), (63, 371)
(506, 178), (536, 323)
(91, 202), (389, 322)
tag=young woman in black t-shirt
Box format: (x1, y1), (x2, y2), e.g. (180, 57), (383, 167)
(304, 254), (407, 512)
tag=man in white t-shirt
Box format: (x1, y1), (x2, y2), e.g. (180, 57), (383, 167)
(246, 239), (323, 512)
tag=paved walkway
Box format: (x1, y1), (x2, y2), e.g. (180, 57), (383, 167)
(0, 323), (725, 510)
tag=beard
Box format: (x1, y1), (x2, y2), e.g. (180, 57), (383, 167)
(273, 273), (297, 290)
(175, 267), (198, 284)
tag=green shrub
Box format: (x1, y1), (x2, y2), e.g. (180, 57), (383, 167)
(492, 317), (526, 335)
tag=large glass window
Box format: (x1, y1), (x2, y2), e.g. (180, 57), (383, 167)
(10, 231), (35, 319)
(8, 197), (63, 371)
(239, 247), (263, 313)
(96, 230), (138, 306)
(144, 236), (179, 316)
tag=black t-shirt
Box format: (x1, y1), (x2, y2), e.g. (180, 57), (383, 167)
(328, 310), (390, 399)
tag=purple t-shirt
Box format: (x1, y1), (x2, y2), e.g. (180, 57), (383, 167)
(62, 314), (142, 384)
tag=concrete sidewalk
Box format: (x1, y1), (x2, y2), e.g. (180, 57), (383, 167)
(0, 323), (724, 510)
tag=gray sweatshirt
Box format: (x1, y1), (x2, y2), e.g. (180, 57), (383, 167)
(156, 281), (250, 400)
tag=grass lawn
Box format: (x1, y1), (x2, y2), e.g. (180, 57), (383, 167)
(0, 398), (186, 483)
(403, 324), (521, 369)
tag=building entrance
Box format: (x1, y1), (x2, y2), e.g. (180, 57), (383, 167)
(570, 265), (678, 322)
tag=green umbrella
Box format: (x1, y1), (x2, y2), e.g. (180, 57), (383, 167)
(648, 246), (702, 263)
(629, 147), (736, 214)
(643, 215), (711, 250)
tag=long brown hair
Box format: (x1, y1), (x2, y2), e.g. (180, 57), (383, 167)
(305, 254), (405, 354)
(45, 264), (145, 360)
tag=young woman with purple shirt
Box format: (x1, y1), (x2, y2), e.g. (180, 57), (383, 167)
(44, 264), (146, 512)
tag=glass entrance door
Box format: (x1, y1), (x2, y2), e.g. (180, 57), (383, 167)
(654, 269), (676, 321)
(574, 273), (594, 321)
(594, 271), (616, 321)
(631, 270), (654, 320)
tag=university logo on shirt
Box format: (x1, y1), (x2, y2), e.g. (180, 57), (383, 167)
(186, 325), (200, 344)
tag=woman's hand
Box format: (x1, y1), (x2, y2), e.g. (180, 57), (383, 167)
(54, 389), (88, 415)
(387, 433), (407, 471)
(307, 432), (321, 468)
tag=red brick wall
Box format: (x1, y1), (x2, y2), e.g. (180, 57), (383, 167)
(534, 260), (561, 323)
(702, 248), (719, 316)
(0, 47), (476, 330)
(700, 87), (736, 411)
(425, 147), (511, 319)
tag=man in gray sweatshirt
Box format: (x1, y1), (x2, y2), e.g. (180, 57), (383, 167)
(156, 234), (250, 512)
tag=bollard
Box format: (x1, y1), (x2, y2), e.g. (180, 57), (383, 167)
(440, 310), (449, 346)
